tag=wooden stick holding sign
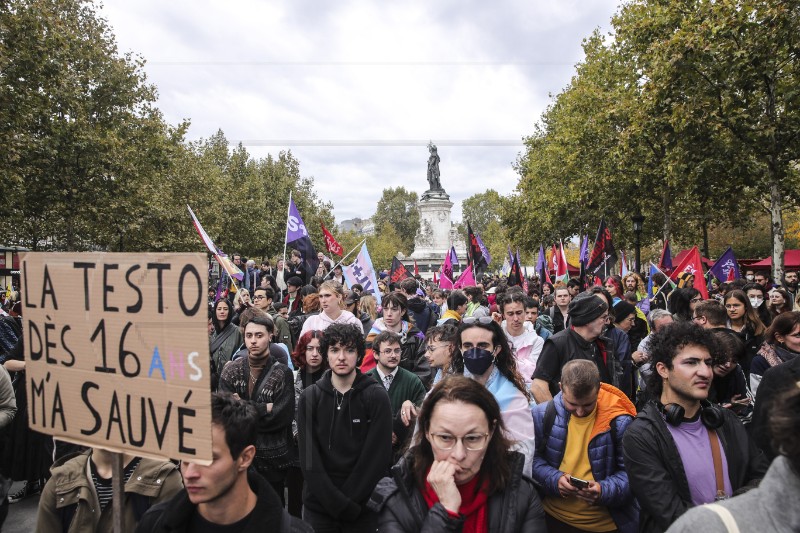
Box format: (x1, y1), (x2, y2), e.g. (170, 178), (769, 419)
(21, 253), (213, 530)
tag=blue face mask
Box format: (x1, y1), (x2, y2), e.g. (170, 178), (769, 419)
(463, 347), (495, 376)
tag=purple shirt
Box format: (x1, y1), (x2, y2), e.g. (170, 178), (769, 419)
(666, 416), (733, 505)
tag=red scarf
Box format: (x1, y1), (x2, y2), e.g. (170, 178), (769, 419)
(421, 471), (489, 533)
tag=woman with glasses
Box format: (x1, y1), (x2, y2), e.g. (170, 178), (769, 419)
(424, 324), (462, 386)
(750, 311), (800, 398)
(724, 289), (767, 378)
(299, 280), (363, 337)
(369, 376), (546, 532)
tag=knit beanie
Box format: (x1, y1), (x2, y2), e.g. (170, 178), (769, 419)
(568, 293), (608, 326)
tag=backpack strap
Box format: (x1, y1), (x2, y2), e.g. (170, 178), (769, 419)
(705, 504), (740, 533)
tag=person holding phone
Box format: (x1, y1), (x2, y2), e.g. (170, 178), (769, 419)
(532, 360), (639, 533)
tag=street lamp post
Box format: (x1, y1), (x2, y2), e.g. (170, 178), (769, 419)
(631, 211), (645, 274)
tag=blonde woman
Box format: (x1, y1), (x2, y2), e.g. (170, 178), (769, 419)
(299, 280), (363, 336)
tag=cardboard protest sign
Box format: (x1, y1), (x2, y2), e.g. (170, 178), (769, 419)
(21, 253), (212, 464)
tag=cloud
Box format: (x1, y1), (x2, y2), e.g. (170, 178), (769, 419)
(100, 0), (620, 222)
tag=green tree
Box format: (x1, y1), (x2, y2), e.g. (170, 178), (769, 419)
(372, 187), (420, 254)
(0, 0), (181, 250)
(462, 190), (504, 236)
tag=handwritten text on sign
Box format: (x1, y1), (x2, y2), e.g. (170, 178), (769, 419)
(22, 253), (212, 463)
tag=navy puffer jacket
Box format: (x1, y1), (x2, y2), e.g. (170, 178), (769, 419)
(531, 384), (639, 533)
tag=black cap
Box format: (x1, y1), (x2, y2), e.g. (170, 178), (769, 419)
(568, 293), (608, 326)
(287, 276), (303, 287)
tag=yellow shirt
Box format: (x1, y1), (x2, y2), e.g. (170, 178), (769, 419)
(542, 406), (617, 532)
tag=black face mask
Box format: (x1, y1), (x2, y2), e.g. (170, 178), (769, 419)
(463, 347), (495, 375)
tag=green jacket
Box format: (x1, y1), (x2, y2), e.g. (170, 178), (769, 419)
(366, 366), (426, 416)
(36, 451), (183, 533)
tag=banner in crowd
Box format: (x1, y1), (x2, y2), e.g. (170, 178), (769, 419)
(321, 222), (343, 256)
(536, 244), (547, 283)
(286, 199), (320, 277)
(670, 246), (709, 299)
(708, 246), (740, 287)
(659, 240), (673, 273)
(441, 248), (454, 288)
(389, 257), (411, 284)
(587, 218), (618, 279)
(453, 264), (476, 289)
(343, 243), (382, 305)
(21, 253), (213, 463)
(188, 205), (243, 281)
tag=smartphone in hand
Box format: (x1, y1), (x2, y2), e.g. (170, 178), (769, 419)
(569, 476), (590, 490)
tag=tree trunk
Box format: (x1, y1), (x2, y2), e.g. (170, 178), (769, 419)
(662, 188), (671, 243)
(701, 220), (709, 260)
(770, 179), (785, 284)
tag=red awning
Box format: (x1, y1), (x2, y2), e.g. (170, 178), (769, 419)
(747, 250), (800, 269)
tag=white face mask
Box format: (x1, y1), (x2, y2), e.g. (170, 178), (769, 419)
(746, 275), (754, 281)
(749, 297), (763, 308)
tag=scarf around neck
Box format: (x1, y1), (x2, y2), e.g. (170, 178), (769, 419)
(422, 470), (489, 533)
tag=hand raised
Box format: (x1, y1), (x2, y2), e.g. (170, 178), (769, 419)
(427, 460), (461, 513)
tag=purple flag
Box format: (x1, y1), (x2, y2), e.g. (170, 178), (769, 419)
(449, 246), (459, 266)
(286, 198), (319, 277)
(475, 233), (492, 266)
(579, 235), (589, 266)
(709, 247), (740, 287)
(536, 244), (546, 281)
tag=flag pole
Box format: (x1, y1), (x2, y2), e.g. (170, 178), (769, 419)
(280, 190), (292, 301)
(328, 238), (367, 274)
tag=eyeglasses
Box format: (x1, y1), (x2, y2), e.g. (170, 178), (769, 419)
(253, 295), (266, 301)
(462, 316), (494, 325)
(426, 344), (451, 352)
(428, 432), (490, 451)
(380, 348), (402, 356)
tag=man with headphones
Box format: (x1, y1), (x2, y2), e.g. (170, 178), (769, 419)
(621, 321), (767, 533)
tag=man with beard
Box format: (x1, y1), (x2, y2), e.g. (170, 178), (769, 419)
(298, 324), (392, 532)
(622, 321), (767, 533)
(781, 269), (798, 303)
(218, 315), (295, 507)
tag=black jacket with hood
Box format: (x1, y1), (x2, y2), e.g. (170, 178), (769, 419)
(622, 401), (768, 533)
(297, 369), (392, 522)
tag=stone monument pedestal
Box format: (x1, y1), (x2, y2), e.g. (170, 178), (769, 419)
(404, 144), (467, 280)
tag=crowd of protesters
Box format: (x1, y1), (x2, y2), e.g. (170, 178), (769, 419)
(1, 250), (800, 532)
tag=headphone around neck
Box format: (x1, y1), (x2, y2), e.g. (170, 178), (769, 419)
(658, 400), (724, 429)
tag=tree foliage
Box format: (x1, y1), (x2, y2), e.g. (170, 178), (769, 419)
(0, 0), (333, 260)
(506, 0), (800, 278)
(372, 187), (419, 255)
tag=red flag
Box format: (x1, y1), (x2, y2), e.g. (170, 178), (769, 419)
(414, 259), (419, 276)
(321, 222), (343, 256)
(670, 246), (709, 299)
(433, 270), (438, 284)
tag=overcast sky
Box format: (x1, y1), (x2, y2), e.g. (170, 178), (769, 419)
(100, 1), (621, 224)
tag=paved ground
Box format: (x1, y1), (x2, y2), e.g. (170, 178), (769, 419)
(2, 481), (39, 532)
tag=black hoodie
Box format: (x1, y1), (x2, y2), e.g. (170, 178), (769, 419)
(297, 369), (392, 522)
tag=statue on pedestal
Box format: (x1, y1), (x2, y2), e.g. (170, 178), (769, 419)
(427, 142), (442, 191)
